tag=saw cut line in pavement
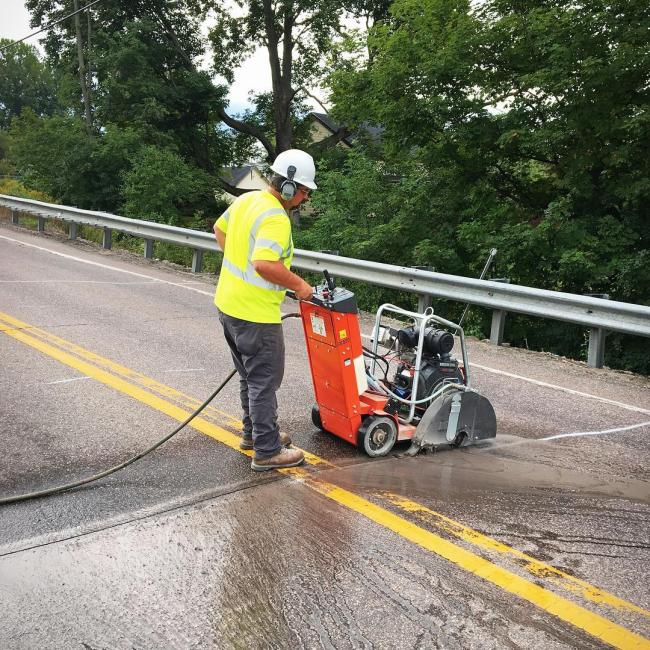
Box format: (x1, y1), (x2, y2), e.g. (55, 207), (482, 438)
(0, 473), (286, 558)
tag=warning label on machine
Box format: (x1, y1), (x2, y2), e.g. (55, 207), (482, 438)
(310, 313), (327, 337)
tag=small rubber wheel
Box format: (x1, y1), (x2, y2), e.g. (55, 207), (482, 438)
(311, 405), (323, 429)
(358, 415), (398, 457)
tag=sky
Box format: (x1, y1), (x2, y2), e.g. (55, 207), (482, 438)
(0, 0), (282, 115)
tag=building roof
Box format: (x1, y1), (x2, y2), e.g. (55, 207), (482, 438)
(309, 112), (383, 146)
(221, 165), (264, 187)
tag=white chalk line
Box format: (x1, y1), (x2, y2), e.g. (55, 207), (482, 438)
(44, 376), (90, 385)
(539, 420), (650, 441)
(3, 232), (648, 420)
(470, 362), (650, 416)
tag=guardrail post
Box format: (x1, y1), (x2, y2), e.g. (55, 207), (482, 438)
(411, 266), (434, 312)
(11, 210), (19, 225)
(69, 223), (78, 240)
(417, 294), (432, 313)
(37, 216), (45, 232)
(144, 239), (154, 259)
(586, 294), (609, 368)
(102, 228), (112, 250)
(192, 249), (203, 273)
(489, 279), (510, 345)
(490, 310), (507, 345)
(587, 328), (606, 368)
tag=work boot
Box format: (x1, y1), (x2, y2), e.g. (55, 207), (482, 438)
(239, 431), (292, 450)
(251, 447), (305, 472)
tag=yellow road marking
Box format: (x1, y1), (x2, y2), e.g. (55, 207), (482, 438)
(1, 312), (648, 648)
(2, 308), (645, 617)
(287, 467), (650, 650)
(381, 492), (650, 619)
(0, 311), (240, 427)
(0, 313), (330, 469)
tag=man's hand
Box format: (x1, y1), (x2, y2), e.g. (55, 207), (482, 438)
(294, 279), (313, 301)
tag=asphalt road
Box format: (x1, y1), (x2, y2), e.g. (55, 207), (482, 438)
(1, 222), (649, 649)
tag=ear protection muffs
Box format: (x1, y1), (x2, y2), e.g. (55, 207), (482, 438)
(280, 165), (297, 200)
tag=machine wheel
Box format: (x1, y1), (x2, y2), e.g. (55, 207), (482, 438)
(311, 405), (323, 430)
(358, 415), (398, 457)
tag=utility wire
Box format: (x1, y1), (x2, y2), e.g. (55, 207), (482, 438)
(0, 0), (104, 54)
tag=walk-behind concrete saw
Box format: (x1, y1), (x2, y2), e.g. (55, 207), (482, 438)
(297, 271), (497, 456)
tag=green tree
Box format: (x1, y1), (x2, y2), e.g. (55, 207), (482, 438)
(24, 1), (230, 168)
(8, 110), (139, 211)
(121, 145), (223, 227)
(206, 0), (388, 158)
(316, 0), (650, 371)
(0, 40), (60, 129)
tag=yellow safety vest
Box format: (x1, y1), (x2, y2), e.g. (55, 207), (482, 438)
(214, 190), (294, 323)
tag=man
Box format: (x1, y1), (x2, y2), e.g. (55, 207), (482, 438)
(213, 149), (315, 471)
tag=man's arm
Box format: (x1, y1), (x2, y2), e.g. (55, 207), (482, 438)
(214, 225), (226, 251)
(253, 260), (313, 300)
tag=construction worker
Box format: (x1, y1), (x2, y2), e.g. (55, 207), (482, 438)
(213, 149), (315, 471)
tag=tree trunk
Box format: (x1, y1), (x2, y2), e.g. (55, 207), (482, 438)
(263, 0), (293, 153)
(73, 0), (92, 131)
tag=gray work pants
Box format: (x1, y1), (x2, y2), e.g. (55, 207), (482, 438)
(218, 312), (285, 459)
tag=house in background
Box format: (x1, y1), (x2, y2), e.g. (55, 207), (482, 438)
(307, 112), (354, 149)
(219, 113), (380, 220)
(306, 112), (383, 149)
(220, 164), (268, 203)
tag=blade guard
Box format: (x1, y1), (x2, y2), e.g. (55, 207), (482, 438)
(404, 388), (496, 455)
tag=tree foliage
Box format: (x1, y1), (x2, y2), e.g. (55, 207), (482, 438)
(8, 110), (139, 210)
(121, 145), (224, 227)
(2, 0), (648, 372)
(314, 0), (650, 371)
(208, 0), (357, 155)
(0, 40), (60, 129)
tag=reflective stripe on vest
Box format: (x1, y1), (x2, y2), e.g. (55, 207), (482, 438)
(222, 206), (288, 292)
(222, 258), (284, 291)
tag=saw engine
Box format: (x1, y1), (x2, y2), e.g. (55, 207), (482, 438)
(376, 324), (465, 413)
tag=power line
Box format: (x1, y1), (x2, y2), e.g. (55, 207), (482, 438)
(0, 0), (104, 54)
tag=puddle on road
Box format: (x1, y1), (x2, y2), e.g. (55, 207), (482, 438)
(0, 474), (607, 650)
(326, 439), (650, 505)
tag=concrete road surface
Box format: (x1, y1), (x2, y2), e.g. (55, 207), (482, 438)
(0, 222), (649, 649)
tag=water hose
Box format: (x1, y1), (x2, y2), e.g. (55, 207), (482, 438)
(0, 313), (300, 505)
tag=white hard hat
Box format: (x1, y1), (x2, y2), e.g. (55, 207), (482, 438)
(270, 149), (317, 190)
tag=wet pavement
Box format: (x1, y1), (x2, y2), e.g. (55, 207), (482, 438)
(1, 222), (649, 649)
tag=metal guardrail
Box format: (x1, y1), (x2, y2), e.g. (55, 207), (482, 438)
(2, 194), (649, 368)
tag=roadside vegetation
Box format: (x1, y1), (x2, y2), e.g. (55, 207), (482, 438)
(0, 0), (647, 372)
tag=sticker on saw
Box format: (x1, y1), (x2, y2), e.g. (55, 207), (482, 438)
(310, 313), (327, 337)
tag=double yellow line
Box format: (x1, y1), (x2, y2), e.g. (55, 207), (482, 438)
(1, 310), (648, 649)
